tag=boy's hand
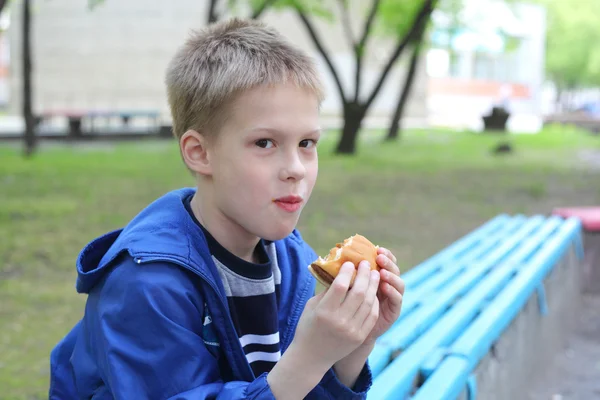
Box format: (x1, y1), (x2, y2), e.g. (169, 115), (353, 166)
(331, 248), (404, 389)
(268, 262), (379, 399)
(364, 247), (405, 345)
(292, 261), (380, 370)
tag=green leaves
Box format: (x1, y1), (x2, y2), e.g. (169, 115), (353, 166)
(274, 0), (335, 21)
(539, 0), (600, 88)
(87, 0), (104, 10)
(378, 0), (425, 37)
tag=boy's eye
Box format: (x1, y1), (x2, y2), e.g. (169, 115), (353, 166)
(255, 139), (274, 149)
(300, 139), (317, 148)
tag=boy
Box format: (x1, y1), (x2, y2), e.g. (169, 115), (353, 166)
(49, 18), (405, 399)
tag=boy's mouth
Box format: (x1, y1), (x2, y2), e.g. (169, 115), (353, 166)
(273, 195), (303, 212)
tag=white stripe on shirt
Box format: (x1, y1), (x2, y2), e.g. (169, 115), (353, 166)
(245, 351), (282, 364)
(239, 332), (280, 348)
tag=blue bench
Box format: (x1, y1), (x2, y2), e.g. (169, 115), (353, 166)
(366, 214), (583, 399)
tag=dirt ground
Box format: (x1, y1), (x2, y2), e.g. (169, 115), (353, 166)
(528, 294), (600, 400)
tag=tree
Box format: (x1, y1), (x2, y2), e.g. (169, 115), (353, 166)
(290, 0), (437, 154)
(0, 0), (37, 156)
(539, 0), (600, 91)
(207, 0), (278, 23)
(22, 0), (36, 157)
(379, 0), (435, 141)
(89, 0), (438, 154)
(385, 30), (424, 141)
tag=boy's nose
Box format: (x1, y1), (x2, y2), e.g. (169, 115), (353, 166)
(279, 153), (306, 181)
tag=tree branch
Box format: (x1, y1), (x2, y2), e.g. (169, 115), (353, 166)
(354, 0), (381, 102)
(363, 0), (436, 110)
(207, 0), (220, 23)
(252, 0), (277, 19)
(358, 0), (381, 51)
(336, 0), (357, 50)
(386, 17), (428, 140)
(354, 55), (362, 103)
(295, 9), (348, 103)
(0, 0), (8, 15)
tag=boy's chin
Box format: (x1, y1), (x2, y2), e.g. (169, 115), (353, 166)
(260, 224), (298, 242)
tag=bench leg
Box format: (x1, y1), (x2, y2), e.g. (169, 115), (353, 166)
(536, 284), (548, 316)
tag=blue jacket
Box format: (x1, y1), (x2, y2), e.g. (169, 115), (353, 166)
(49, 188), (373, 399)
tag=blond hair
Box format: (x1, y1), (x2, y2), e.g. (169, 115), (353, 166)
(165, 18), (325, 140)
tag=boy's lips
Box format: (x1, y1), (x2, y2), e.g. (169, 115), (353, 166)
(275, 195), (303, 203)
(273, 196), (303, 212)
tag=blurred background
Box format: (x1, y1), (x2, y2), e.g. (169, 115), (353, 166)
(0, 0), (599, 398)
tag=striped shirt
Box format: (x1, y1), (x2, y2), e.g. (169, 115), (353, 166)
(184, 196), (281, 377)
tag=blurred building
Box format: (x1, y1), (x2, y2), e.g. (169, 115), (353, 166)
(1, 0), (546, 133)
(0, 8), (10, 108)
(426, 0), (547, 132)
(2, 0), (429, 132)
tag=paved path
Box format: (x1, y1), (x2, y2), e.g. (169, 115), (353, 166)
(528, 294), (600, 400)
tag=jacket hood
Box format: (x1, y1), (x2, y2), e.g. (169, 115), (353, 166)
(75, 187), (213, 293)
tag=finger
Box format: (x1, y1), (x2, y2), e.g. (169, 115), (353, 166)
(320, 262), (355, 310)
(381, 269), (405, 296)
(381, 282), (403, 316)
(352, 268), (380, 324)
(376, 254), (400, 277)
(360, 291), (380, 337)
(340, 261), (373, 316)
(377, 247), (397, 264)
(313, 289), (327, 302)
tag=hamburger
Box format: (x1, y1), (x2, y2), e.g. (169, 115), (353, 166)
(308, 234), (380, 288)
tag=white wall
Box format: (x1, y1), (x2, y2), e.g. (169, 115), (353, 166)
(425, 1), (547, 133)
(5, 0), (429, 130)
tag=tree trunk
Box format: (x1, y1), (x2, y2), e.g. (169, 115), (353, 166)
(336, 102), (366, 154)
(295, 0), (437, 155)
(554, 85), (563, 113)
(207, 0), (219, 23)
(23, 0), (35, 157)
(386, 42), (421, 141)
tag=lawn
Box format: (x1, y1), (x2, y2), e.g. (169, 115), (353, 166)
(1, 126), (599, 398)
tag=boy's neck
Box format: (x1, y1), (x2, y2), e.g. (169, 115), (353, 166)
(190, 192), (261, 264)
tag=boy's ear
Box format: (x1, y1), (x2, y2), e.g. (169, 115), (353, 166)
(180, 130), (213, 176)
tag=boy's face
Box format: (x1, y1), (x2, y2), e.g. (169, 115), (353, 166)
(204, 82), (321, 242)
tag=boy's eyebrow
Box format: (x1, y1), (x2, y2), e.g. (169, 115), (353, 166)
(247, 127), (322, 136)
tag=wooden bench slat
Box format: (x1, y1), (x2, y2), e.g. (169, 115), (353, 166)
(369, 216), (543, 376)
(398, 216), (528, 321)
(402, 214), (512, 289)
(368, 216), (526, 377)
(379, 215), (544, 347)
(369, 257), (521, 398)
(410, 217), (582, 400)
(367, 215), (566, 398)
(367, 217), (520, 376)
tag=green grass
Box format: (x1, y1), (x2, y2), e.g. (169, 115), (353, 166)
(1, 127), (599, 398)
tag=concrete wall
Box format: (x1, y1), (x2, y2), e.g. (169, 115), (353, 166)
(5, 0), (428, 130)
(455, 244), (582, 400)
